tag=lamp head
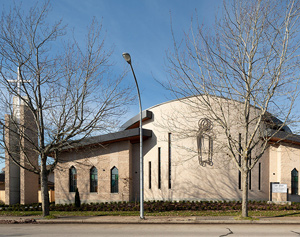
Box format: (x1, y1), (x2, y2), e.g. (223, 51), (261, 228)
(122, 52), (131, 64)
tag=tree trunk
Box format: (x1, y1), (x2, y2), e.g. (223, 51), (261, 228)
(41, 160), (50, 217)
(241, 168), (249, 217)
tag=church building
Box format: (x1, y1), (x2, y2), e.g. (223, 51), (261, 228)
(5, 96), (300, 205)
(54, 96), (300, 204)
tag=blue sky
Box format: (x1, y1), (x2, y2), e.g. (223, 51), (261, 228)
(1, 0), (222, 122)
(1, 1), (299, 172)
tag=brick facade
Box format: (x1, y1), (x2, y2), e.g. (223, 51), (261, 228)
(5, 98), (39, 205)
(55, 140), (138, 204)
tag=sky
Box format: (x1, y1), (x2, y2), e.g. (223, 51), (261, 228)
(0, 1), (299, 172)
(0, 0), (223, 170)
(1, 0), (222, 123)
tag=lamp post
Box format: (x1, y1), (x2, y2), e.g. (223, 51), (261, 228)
(122, 52), (144, 219)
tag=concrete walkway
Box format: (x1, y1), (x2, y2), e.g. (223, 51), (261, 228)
(1, 215), (300, 224)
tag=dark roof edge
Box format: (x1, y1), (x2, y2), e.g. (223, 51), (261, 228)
(62, 128), (152, 151)
(269, 130), (300, 145)
(119, 110), (153, 131)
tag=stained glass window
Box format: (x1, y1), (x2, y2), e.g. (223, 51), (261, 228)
(69, 166), (77, 192)
(111, 167), (118, 193)
(292, 168), (298, 195)
(90, 167), (98, 192)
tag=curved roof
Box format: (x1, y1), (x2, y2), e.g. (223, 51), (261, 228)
(119, 110), (153, 131)
(120, 94), (293, 133)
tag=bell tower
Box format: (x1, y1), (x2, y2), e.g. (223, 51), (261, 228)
(5, 97), (39, 205)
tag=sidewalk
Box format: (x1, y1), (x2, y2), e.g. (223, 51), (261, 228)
(1, 215), (300, 224)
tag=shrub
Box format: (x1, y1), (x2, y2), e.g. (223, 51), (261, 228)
(3, 199), (300, 213)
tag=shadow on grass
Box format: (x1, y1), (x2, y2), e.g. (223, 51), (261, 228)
(274, 212), (300, 218)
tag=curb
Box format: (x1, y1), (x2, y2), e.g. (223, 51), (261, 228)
(33, 221), (300, 225)
(2, 217), (300, 225)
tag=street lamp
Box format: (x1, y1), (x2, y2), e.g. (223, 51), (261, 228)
(122, 52), (144, 219)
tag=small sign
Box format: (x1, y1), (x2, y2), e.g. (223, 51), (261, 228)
(272, 184), (287, 193)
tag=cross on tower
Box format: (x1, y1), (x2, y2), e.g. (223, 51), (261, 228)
(7, 67), (31, 119)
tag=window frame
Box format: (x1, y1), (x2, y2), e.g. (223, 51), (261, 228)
(111, 166), (119, 193)
(69, 166), (77, 192)
(291, 168), (298, 195)
(90, 166), (98, 193)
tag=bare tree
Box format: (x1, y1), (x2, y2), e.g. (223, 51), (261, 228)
(165, 0), (300, 217)
(0, 1), (132, 216)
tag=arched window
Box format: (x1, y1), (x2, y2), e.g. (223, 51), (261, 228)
(69, 166), (77, 192)
(90, 167), (98, 192)
(292, 168), (298, 195)
(111, 167), (118, 193)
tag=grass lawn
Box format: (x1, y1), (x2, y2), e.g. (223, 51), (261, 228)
(1, 210), (300, 218)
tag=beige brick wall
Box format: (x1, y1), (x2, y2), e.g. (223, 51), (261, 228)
(5, 99), (39, 205)
(269, 143), (300, 202)
(5, 114), (20, 205)
(19, 104), (39, 204)
(140, 97), (271, 202)
(55, 140), (133, 204)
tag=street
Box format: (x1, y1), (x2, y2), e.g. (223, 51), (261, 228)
(1, 224), (300, 237)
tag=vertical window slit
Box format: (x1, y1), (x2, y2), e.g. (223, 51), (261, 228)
(238, 133), (241, 190)
(258, 162), (261, 191)
(249, 153), (251, 190)
(149, 161), (151, 189)
(168, 133), (171, 189)
(158, 147), (161, 189)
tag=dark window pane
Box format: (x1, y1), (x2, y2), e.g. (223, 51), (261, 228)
(292, 168), (298, 195)
(111, 167), (118, 193)
(69, 166), (77, 192)
(90, 167), (98, 192)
